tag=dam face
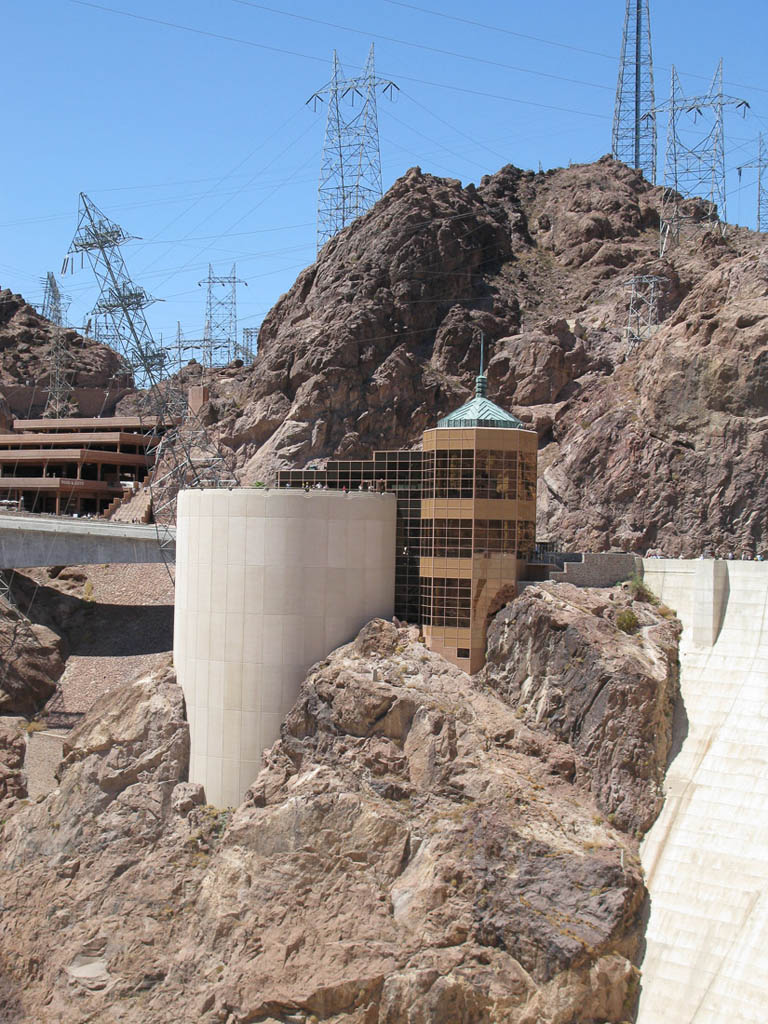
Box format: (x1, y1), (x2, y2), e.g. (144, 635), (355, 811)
(639, 559), (768, 1023)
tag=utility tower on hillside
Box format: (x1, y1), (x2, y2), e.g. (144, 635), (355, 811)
(199, 264), (247, 370)
(63, 193), (166, 388)
(736, 134), (768, 232)
(308, 44), (398, 252)
(759, 135), (768, 233)
(41, 271), (64, 325)
(625, 275), (664, 355)
(612, 0), (657, 183)
(660, 62), (749, 255)
(241, 326), (259, 362)
(40, 272), (72, 418)
(63, 194), (237, 539)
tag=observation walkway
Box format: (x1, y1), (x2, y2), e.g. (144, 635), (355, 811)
(0, 513), (174, 567)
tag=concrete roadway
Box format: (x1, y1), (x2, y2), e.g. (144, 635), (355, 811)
(0, 513), (174, 567)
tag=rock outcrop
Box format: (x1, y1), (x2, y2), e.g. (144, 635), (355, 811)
(0, 601), (681, 1022)
(0, 600), (64, 715)
(0, 719), (26, 808)
(482, 582), (681, 834)
(0, 288), (122, 395)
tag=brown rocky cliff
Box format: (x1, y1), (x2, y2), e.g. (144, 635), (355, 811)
(0, 596), (64, 715)
(195, 156), (766, 556)
(481, 582), (681, 834)
(0, 600), (680, 1023)
(0, 288), (122, 395)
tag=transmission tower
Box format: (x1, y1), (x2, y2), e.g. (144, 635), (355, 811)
(38, 273), (73, 418)
(659, 62), (749, 255)
(198, 264), (247, 370)
(308, 44), (398, 252)
(41, 271), (63, 324)
(241, 326), (259, 362)
(736, 134), (768, 233)
(759, 135), (768, 234)
(625, 275), (664, 354)
(612, 0), (657, 182)
(63, 195), (237, 543)
(62, 193), (167, 388)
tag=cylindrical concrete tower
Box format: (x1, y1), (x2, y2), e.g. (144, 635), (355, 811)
(174, 488), (396, 806)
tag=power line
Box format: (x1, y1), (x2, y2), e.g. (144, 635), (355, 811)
(69, 0), (610, 120)
(384, 0), (768, 97)
(70, 0), (331, 65)
(233, 0), (613, 92)
(382, 0), (617, 61)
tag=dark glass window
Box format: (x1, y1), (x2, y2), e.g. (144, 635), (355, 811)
(420, 576), (471, 628)
(520, 454), (536, 501)
(517, 520), (535, 557)
(423, 450), (474, 499)
(473, 519), (517, 554)
(475, 450), (518, 499)
(421, 518), (472, 558)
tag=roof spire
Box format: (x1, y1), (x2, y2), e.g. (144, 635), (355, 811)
(476, 331), (487, 397)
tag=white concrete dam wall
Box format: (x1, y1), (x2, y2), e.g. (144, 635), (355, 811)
(639, 558), (768, 1023)
(174, 488), (396, 807)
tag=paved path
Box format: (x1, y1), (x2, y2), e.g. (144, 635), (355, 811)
(24, 729), (68, 800)
(0, 513), (174, 567)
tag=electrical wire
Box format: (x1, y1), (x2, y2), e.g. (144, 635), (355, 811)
(69, 0), (609, 120)
(384, 0), (768, 97)
(231, 0), (613, 92)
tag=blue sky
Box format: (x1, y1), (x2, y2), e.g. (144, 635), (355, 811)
(2, 0), (766, 356)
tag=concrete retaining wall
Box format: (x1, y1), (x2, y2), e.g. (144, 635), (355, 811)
(548, 551), (641, 588)
(638, 558), (768, 1023)
(174, 488), (397, 808)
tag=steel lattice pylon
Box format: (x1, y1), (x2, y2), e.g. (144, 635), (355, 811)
(659, 61), (749, 255)
(736, 134), (768, 233)
(198, 263), (247, 371)
(63, 194), (167, 389)
(612, 0), (657, 183)
(40, 272), (73, 418)
(759, 135), (768, 233)
(309, 44), (398, 252)
(240, 326), (259, 362)
(625, 275), (664, 355)
(63, 194), (237, 554)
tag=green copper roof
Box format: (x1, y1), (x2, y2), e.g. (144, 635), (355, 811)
(438, 375), (524, 429)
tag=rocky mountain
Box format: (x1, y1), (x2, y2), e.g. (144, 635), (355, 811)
(3, 157), (765, 555)
(0, 585), (679, 1023)
(0, 288), (122, 401)
(193, 156), (768, 557)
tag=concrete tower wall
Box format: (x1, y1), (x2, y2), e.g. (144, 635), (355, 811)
(174, 488), (396, 807)
(638, 558), (768, 1023)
